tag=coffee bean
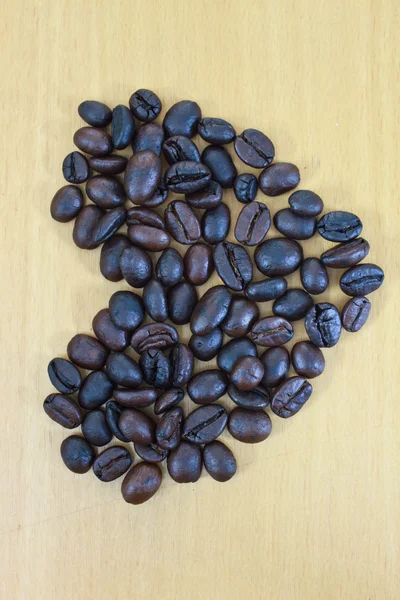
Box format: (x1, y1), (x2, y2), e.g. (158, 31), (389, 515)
(48, 358), (82, 394)
(291, 341), (325, 378)
(93, 446), (132, 482)
(126, 206), (165, 229)
(304, 303), (342, 347)
(105, 353), (143, 388)
(144, 181), (169, 207)
(43, 394), (83, 429)
(118, 408), (156, 444)
(129, 89), (162, 122)
(201, 145), (237, 188)
(231, 356), (264, 391)
(317, 211), (362, 242)
(131, 123), (165, 156)
(187, 370), (228, 405)
(128, 224), (171, 252)
(156, 407), (183, 450)
(163, 100), (202, 138)
(51, 185), (84, 223)
(221, 296), (259, 338)
(167, 441), (202, 483)
(190, 285), (232, 335)
(61, 436), (95, 474)
(201, 202), (231, 245)
(73, 127), (113, 156)
(228, 384), (270, 410)
(340, 263), (384, 296)
(100, 235), (131, 282)
(124, 150), (162, 204)
(88, 155), (128, 175)
(217, 338), (258, 374)
(259, 162), (300, 196)
(198, 118), (236, 144)
(165, 200), (201, 244)
(105, 401), (130, 442)
(78, 100), (112, 127)
(91, 207), (126, 246)
(182, 404), (227, 444)
(78, 371), (114, 410)
(300, 258), (329, 295)
(234, 128), (275, 168)
(183, 243), (214, 285)
(165, 161), (211, 194)
(255, 238), (303, 277)
(189, 328), (223, 361)
(259, 347), (290, 387)
(143, 280), (168, 322)
(233, 173), (258, 204)
(271, 377), (312, 418)
(156, 248), (184, 288)
(154, 388), (185, 415)
(109, 290), (144, 331)
(130, 323), (179, 353)
(67, 334), (109, 370)
(203, 441), (236, 482)
(134, 443), (169, 463)
(272, 289), (314, 321)
(185, 180), (222, 209)
(169, 343), (194, 387)
(73, 205), (103, 249)
(288, 190), (324, 217)
(119, 246), (153, 288)
(274, 208), (316, 240)
(320, 238), (370, 268)
(113, 388), (157, 408)
(235, 201), (271, 246)
(250, 316), (294, 347)
(92, 308), (129, 351)
(86, 175), (125, 208)
(167, 282), (198, 325)
(342, 296), (371, 332)
(111, 104), (135, 149)
(121, 462), (162, 504)
(163, 135), (201, 165)
(244, 277), (287, 302)
(139, 349), (172, 389)
(62, 151), (90, 184)
(228, 408), (272, 443)
(214, 242), (253, 291)
(82, 410), (112, 446)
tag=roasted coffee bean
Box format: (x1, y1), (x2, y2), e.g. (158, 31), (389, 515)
(235, 129), (275, 168)
(127, 206), (165, 229)
(289, 190), (324, 217)
(113, 388), (157, 408)
(214, 242), (253, 291)
(91, 207), (126, 246)
(156, 248), (184, 288)
(235, 202), (271, 246)
(118, 408), (156, 444)
(291, 341), (325, 378)
(154, 388), (185, 415)
(124, 150), (162, 204)
(182, 404), (227, 444)
(245, 277), (287, 302)
(67, 334), (109, 370)
(78, 371), (114, 410)
(228, 384), (270, 410)
(259, 347), (290, 388)
(130, 323), (179, 353)
(340, 263), (384, 296)
(165, 200), (201, 244)
(109, 290), (144, 331)
(163, 100), (201, 138)
(185, 180), (222, 209)
(43, 394), (83, 429)
(131, 123), (165, 156)
(272, 289), (314, 321)
(255, 238), (303, 277)
(201, 145), (237, 188)
(342, 296), (371, 332)
(86, 175), (125, 208)
(183, 243), (214, 285)
(300, 258), (329, 295)
(217, 338), (257, 374)
(203, 441), (236, 482)
(190, 285), (232, 335)
(93, 446), (132, 482)
(221, 296), (259, 338)
(259, 162), (300, 196)
(198, 118), (236, 145)
(119, 246), (153, 288)
(129, 88), (162, 122)
(121, 462), (162, 504)
(231, 356), (264, 391)
(60, 436), (95, 474)
(187, 370), (228, 405)
(233, 173), (258, 204)
(128, 224), (171, 251)
(73, 205), (103, 249)
(92, 308), (129, 351)
(250, 316), (294, 347)
(73, 127), (113, 156)
(62, 151), (89, 184)
(105, 353), (143, 388)
(201, 202), (231, 245)
(134, 443), (169, 463)
(320, 238), (370, 268)
(88, 155), (128, 175)
(228, 408), (272, 443)
(82, 410), (112, 446)
(305, 303), (342, 347)
(156, 407), (183, 450)
(51, 185), (84, 223)
(167, 282), (198, 325)
(111, 104), (135, 149)
(317, 211), (363, 242)
(143, 279), (168, 322)
(165, 161), (211, 194)
(163, 135), (201, 165)
(271, 377), (312, 418)
(78, 100), (112, 127)
(48, 358), (82, 394)
(100, 234), (131, 282)
(189, 328), (223, 361)
(144, 181), (169, 207)
(169, 343), (194, 387)
(167, 441), (202, 483)
(105, 401), (130, 442)
(274, 208), (316, 240)
(139, 349), (172, 389)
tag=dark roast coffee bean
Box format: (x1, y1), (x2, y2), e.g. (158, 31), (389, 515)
(231, 356), (264, 391)
(78, 371), (114, 410)
(118, 409), (156, 444)
(255, 238), (303, 277)
(214, 242), (253, 291)
(78, 100), (112, 127)
(51, 185), (84, 223)
(340, 263), (384, 296)
(274, 208), (316, 240)
(245, 278), (287, 302)
(143, 280), (168, 322)
(130, 323), (179, 353)
(320, 238), (370, 268)
(126, 206), (165, 229)
(300, 258), (329, 295)
(235, 202), (271, 246)
(156, 407), (183, 450)
(228, 384), (270, 410)
(190, 285), (232, 335)
(105, 353), (143, 388)
(272, 289), (314, 321)
(198, 118), (236, 144)
(201, 145), (237, 188)
(259, 162), (300, 196)
(259, 347), (290, 388)
(72, 205), (103, 249)
(234, 128), (275, 168)
(131, 123), (165, 156)
(109, 290), (144, 331)
(201, 202), (230, 245)
(183, 243), (214, 286)
(112, 104), (135, 149)
(156, 248), (184, 288)
(128, 224), (171, 252)
(217, 338), (257, 374)
(86, 175), (125, 208)
(124, 150), (162, 204)
(88, 155), (128, 175)
(154, 388), (185, 415)
(73, 127), (113, 156)
(165, 161), (211, 194)
(92, 308), (129, 351)
(91, 207), (126, 246)
(317, 211), (363, 242)
(182, 404), (227, 444)
(271, 377), (312, 418)
(121, 462), (162, 504)
(43, 394), (83, 429)
(291, 341), (325, 378)
(67, 334), (109, 370)
(169, 343), (194, 387)
(342, 296), (371, 332)
(144, 181), (169, 207)
(163, 135), (201, 165)
(289, 190), (323, 217)
(100, 234), (131, 282)
(233, 173), (258, 204)
(105, 401), (130, 442)
(167, 282), (198, 325)
(187, 370), (228, 405)
(221, 296), (259, 338)
(129, 88), (162, 122)
(228, 408), (272, 443)
(189, 328), (223, 361)
(139, 349), (172, 389)
(93, 446), (132, 482)
(163, 100), (201, 138)
(113, 388), (157, 408)
(60, 436), (95, 474)
(305, 303), (342, 347)
(134, 443), (169, 463)
(48, 358), (82, 394)
(62, 151), (89, 184)
(203, 441), (236, 482)
(82, 410), (112, 446)
(185, 180), (222, 209)
(165, 200), (201, 244)
(167, 441), (202, 483)
(250, 316), (294, 347)
(119, 246), (153, 288)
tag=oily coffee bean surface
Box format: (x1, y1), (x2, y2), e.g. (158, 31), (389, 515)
(156, 248), (184, 288)
(143, 279), (168, 322)
(163, 135), (201, 165)
(341, 297), (371, 332)
(228, 408), (272, 443)
(184, 243), (214, 285)
(214, 242), (253, 291)
(320, 238), (370, 268)
(167, 282), (198, 325)
(273, 208), (316, 240)
(111, 104), (135, 149)
(113, 388), (157, 409)
(118, 408), (156, 445)
(169, 343), (194, 388)
(304, 303), (342, 348)
(235, 202), (271, 246)
(131, 123), (165, 155)
(228, 384), (270, 411)
(189, 328), (223, 361)
(167, 441), (202, 483)
(124, 150), (162, 204)
(165, 161), (211, 194)
(300, 258), (329, 295)
(198, 118), (236, 145)
(221, 296), (259, 338)
(163, 100), (202, 138)
(186, 180), (222, 210)
(51, 185), (84, 223)
(61, 436), (95, 474)
(259, 347), (290, 388)
(255, 238), (303, 277)
(272, 289), (314, 321)
(190, 285), (232, 335)
(182, 404), (228, 444)
(154, 388), (185, 415)
(201, 145), (237, 188)
(139, 349), (172, 389)
(62, 151), (89, 184)
(78, 370), (114, 410)
(234, 129), (275, 168)
(48, 358), (82, 394)
(233, 173), (258, 204)
(89, 155), (128, 175)
(130, 323), (179, 353)
(109, 290), (144, 331)
(82, 410), (113, 447)
(201, 202), (231, 245)
(271, 377), (313, 418)
(203, 441), (237, 482)
(121, 462), (162, 505)
(67, 334), (109, 370)
(165, 200), (201, 244)
(105, 401), (130, 442)
(291, 341), (325, 378)
(340, 263), (384, 296)
(134, 443), (169, 463)
(317, 211), (362, 242)
(74, 127), (113, 156)
(250, 316), (294, 347)
(245, 278), (287, 302)
(93, 446), (132, 482)
(231, 356), (265, 391)
(259, 162), (300, 196)
(78, 100), (112, 127)
(187, 370), (228, 405)
(288, 190), (324, 217)
(129, 88), (162, 122)
(86, 175), (125, 209)
(155, 407), (183, 450)
(217, 337), (258, 374)
(100, 235), (131, 282)
(92, 308), (129, 351)
(43, 394), (83, 429)
(119, 246), (153, 288)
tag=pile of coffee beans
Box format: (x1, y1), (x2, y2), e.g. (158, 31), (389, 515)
(47, 90), (385, 504)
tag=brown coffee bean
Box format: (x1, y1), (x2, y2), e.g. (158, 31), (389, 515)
(92, 308), (129, 351)
(67, 334), (109, 370)
(167, 442), (202, 483)
(228, 408), (272, 443)
(156, 407), (183, 450)
(154, 388), (185, 415)
(130, 323), (179, 353)
(231, 356), (265, 391)
(165, 200), (201, 244)
(100, 235), (131, 282)
(271, 377), (313, 418)
(259, 162), (300, 196)
(234, 201), (271, 246)
(86, 175), (125, 208)
(91, 207), (126, 246)
(121, 462), (162, 504)
(128, 225), (171, 251)
(124, 150), (162, 204)
(221, 296), (259, 338)
(203, 441), (237, 482)
(341, 297), (371, 332)
(113, 388), (157, 408)
(119, 246), (153, 288)
(234, 129), (275, 168)
(118, 408), (156, 444)
(250, 316), (294, 347)
(73, 127), (113, 156)
(291, 341), (325, 378)
(51, 185), (84, 223)
(62, 151), (90, 184)
(93, 446), (132, 482)
(43, 394), (83, 429)
(88, 154), (128, 175)
(183, 243), (214, 286)
(182, 404), (228, 444)
(73, 205), (103, 249)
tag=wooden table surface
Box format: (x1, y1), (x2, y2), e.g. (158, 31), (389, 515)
(2, 1), (399, 598)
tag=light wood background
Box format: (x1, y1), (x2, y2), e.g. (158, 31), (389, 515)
(1, 1), (399, 598)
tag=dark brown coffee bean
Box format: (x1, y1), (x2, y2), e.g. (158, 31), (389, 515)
(105, 401), (130, 442)
(121, 462), (162, 504)
(185, 180), (222, 209)
(300, 258), (329, 295)
(163, 100), (201, 138)
(340, 263), (384, 296)
(126, 206), (165, 229)
(109, 290), (144, 331)
(167, 442), (202, 483)
(214, 242), (253, 291)
(189, 328), (223, 361)
(231, 356), (264, 391)
(320, 238), (370, 268)
(221, 297), (259, 338)
(201, 202), (231, 245)
(139, 349), (172, 389)
(82, 410), (112, 446)
(128, 224), (171, 252)
(48, 358), (82, 394)
(134, 443), (169, 463)
(119, 246), (153, 288)
(165, 161), (211, 194)
(62, 151), (89, 184)
(51, 185), (84, 223)
(124, 150), (162, 205)
(259, 347), (290, 388)
(234, 129), (275, 168)
(131, 123), (165, 155)
(93, 446), (132, 482)
(163, 135), (201, 165)
(203, 441), (236, 482)
(245, 278), (287, 302)
(88, 155), (128, 175)
(182, 404), (227, 444)
(167, 282), (198, 325)
(190, 285), (232, 335)
(250, 316), (294, 347)
(255, 238), (303, 277)
(78, 100), (112, 127)
(100, 234), (131, 282)
(105, 352), (143, 388)
(129, 89), (162, 122)
(143, 182), (169, 207)
(143, 279), (168, 322)
(233, 173), (258, 204)
(130, 323), (179, 353)
(113, 388), (157, 408)
(43, 394), (83, 429)
(169, 343), (194, 387)
(217, 338), (257, 374)
(91, 207), (126, 246)
(72, 205), (103, 249)
(228, 385), (270, 411)
(198, 118), (236, 144)
(201, 145), (237, 188)
(156, 248), (184, 288)
(271, 377), (312, 418)
(187, 370), (228, 405)
(289, 190), (324, 217)
(274, 208), (316, 240)
(235, 202), (271, 246)
(259, 162), (300, 196)
(305, 303), (342, 347)
(86, 175), (125, 208)
(67, 334), (109, 370)
(92, 308), (129, 351)
(183, 243), (214, 286)
(342, 297), (371, 332)
(291, 341), (325, 379)
(154, 388), (184, 415)
(165, 200), (201, 244)
(118, 408), (156, 444)
(272, 289), (314, 321)
(111, 104), (135, 149)
(156, 407), (183, 450)
(228, 408), (272, 443)
(78, 371), (114, 410)
(61, 436), (95, 474)
(317, 211), (362, 242)
(73, 127), (113, 156)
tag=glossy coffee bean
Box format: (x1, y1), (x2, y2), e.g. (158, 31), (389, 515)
(130, 323), (179, 353)
(67, 334), (109, 370)
(72, 205), (103, 249)
(228, 385), (270, 411)
(221, 296), (259, 338)
(169, 343), (194, 387)
(105, 401), (130, 442)
(340, 263), (384, 296)
(201, 145), (237, 188)
(272, 289), (314, 321)
(156, 407), (183, 450)
(124, 150), (161, 204)
(109, 290), (144, 331)
(231, 356), (264, 391)
(291, 341), (325, 379)
(82, 410), (112, 446)
(60, 436), (95, 474)
(164, 200), (201, 244)
(187, 370), (228, 405)
(189, 328), (223, 361)
(113, 388), (157, 409)
(255, 238), (303, 277)
(93, 446), (132, 482)
(143, 279), (168, 322)
(228, 408), (272, 443)
(92, 308), (129, 351)
(234, 129), (275, 168)
(259, 162), (300, 196)
(100, 235), (131, 282)
(320, 238), (370, 268)
(233, 173), (258, 204)
(168, 282), (198, 325)
(163, 100), (201, 138)
(48, 358), (82, 394)
(88, 154), (128, 175)
(118, 409), (156, 444)
(185, 180), (222, 209)
(163, 135), (200, 165)
(235, 202), (271, 246)
(51, 185), (84, 223)
(342, 296), (371, 332)
(128, 224), (171, 252)
(91, 207), (126, 247)
(274, 209), (316, 240)
(112, 105), (135, 149)
(105, 353), (143, 388)
(318, 211), (363, 242)
(182, 404), (228, 444)
(289, 190), (324, 217)
(131, 123), (165, 156)
(156, 248), (184, 288)
(217, 338), (257, 374)
(305, 303), (342, 347)
(201, 202), (231, 245)
(86, 175), (125, 208)
(271, 377), (312, 418)
(43, 394), (83, 429)
(134, 443), (169, 463)
(214, 242), (253, 291)
(119, 246), (153, 288)
(190, 285), (232, 335)
(139, 349), (172, 389)
(198, 118), (236, 144)
(78, 100), (112, 127)
(126, 206), (165, 229)
(167, 442), (202, 483)
(78, 371), (114, 410)
(300, 258), (329, 295)
(129, 89), (162, 122)
(259, 347), (290, 388)
(203, 441), (236, 482)
(121, 462), (162, 505)
(73, 127), (113, 156)
(183, 243), (214, 285)
(250, 316), (294, 347)
(245, 277), (287, 302)
(144, 182), (169, 207)
(154, 388), (185, 415)
(62, 151), (89, 184)
(165, 161), (211, 194)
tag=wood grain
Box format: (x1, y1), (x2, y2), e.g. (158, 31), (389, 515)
(1, 1), (399, 598)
